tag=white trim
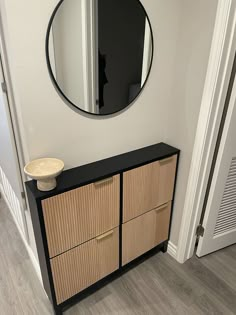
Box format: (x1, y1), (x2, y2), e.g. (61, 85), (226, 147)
(0, 1), (29, 168)
(48, 27), (57, 79)
(177, 0), (236, 263)
(0, 45), (29, 242)
(0, 183), (42, 283)
(141, 19), (152, 87)
(81, 0), (98, 113)
(167, 241), (177, 259)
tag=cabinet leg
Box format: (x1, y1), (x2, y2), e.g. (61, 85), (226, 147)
(54, 308), (63, 315)
(161, 241), (168, 253)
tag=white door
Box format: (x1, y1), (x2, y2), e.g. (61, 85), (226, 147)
(0, 55), (28, 239)
(196, 74), (236, 257)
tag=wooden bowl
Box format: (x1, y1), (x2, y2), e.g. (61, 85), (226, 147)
(24, 158), (64, 191)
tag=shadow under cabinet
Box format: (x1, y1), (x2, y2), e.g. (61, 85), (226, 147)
(25, 142), (180, 314)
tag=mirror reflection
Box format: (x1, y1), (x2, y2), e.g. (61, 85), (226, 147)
(47, 0), (153, 115)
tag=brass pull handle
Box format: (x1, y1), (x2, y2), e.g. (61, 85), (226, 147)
(155, 203), (169, 213)
(94, 177), (113, 186)
(159, 156), (173, 165)
(96, 230), (114, 241)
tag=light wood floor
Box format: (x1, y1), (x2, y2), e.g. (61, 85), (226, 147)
(1, 197), (236, 315)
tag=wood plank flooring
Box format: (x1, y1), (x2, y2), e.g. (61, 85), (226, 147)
(0, 197), (236, 315)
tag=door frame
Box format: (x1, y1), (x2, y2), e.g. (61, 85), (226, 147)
(0, 7), (29, 240)
(176, 0), (236, 263)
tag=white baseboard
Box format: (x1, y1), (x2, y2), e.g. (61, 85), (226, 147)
(167, 241), (177, 259)
(0, 184), (42, 283)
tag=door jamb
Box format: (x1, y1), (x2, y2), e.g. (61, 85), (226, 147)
(176, 0), (236, 263)
(0, 7), (29, 241)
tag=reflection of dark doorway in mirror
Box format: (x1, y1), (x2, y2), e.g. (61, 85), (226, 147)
(98, 51), (108, 109)
(98, 0), (145, 115)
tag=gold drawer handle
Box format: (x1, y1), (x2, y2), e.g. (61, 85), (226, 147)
(94, 177), (113, 186)
(159, 156), (174, 165)
(96, 230), (114, 241)
(155, 203), (169, 213)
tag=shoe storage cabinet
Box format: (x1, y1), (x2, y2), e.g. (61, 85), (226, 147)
(26, 143), (180, 314)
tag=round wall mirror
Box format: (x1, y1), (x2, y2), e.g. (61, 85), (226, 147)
(46, 0), (153, 116)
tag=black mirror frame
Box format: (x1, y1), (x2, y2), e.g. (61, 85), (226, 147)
(45, 0), (154, 117)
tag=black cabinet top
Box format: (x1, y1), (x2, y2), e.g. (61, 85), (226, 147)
(25, 142), (180, 200)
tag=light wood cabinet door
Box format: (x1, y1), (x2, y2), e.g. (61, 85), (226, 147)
(123, 155), (177, 222)
(51, 228), (119, 304)
(122, 202), (171, 266)
(42, 175), (120, 258)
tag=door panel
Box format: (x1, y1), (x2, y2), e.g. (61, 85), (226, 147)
(158, 156), (177, 206)
(197, 77), (236, 257)
(0, 53), (27, 238)
(0, 61), (22, 200)
(122, 202), (171, 266)
(123, 155), (177, 223)
(42, 175), (120, 258)
(51, 227), (119, 304)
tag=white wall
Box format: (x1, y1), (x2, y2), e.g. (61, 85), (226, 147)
(2, 0), (218, 255)
(165, 0), (218, 243)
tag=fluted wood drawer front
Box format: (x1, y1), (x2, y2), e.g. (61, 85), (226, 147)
(42, 175), (120, 258)
(122, 202), (171, 266)
(158, 155), (177, 206)
(51, 228), (119, 304)
(123, 155), (177, 222)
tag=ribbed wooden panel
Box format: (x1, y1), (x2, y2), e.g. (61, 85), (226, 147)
(122, 202), (171, 266)
(214, 158), (236, 236)
(123, 155), (177, 222)
(51, 228), (119, 304)
(42, 175), (120, 258)
(123, 161), (160, 223)
(158, 155), (177, 206)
